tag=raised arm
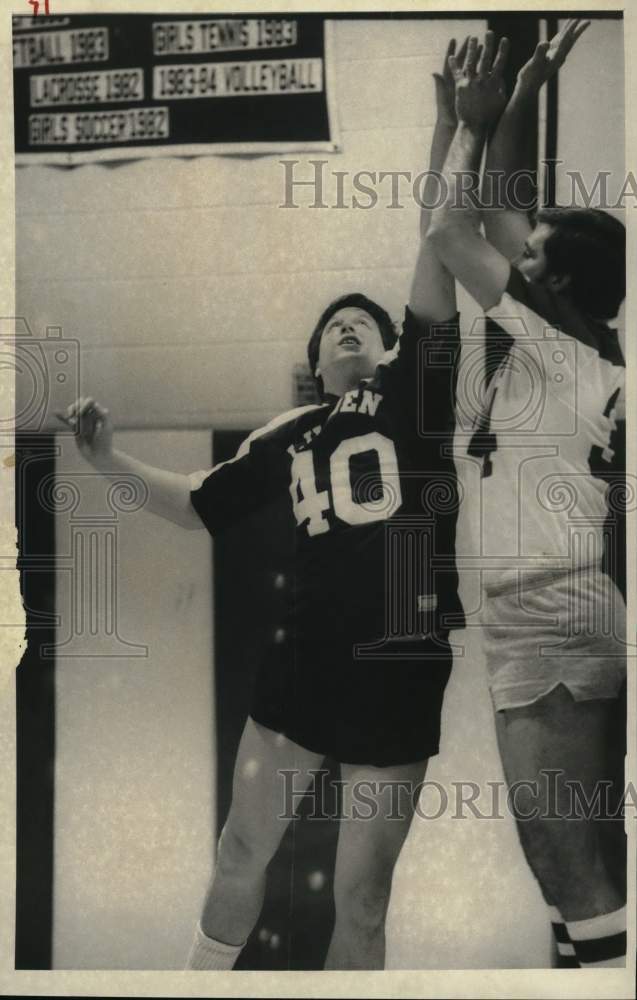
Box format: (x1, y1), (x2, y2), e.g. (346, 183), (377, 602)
(427, 32), (511, 311)
(59, 397), (203, 530)
(482, 18), (590, 260)
(408, 38), (468, 323)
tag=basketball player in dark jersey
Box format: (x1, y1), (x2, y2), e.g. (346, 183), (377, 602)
(428, 23), (626, 968)
(63, 43), (467, 969)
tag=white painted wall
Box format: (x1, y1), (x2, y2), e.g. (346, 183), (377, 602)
(556, 17), (624, 215)
(52, 429), (215, 970)
(15, 15), (624, 971)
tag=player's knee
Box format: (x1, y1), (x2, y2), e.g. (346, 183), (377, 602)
(216, 823), (268, 875)
(334, 867), (393, 934)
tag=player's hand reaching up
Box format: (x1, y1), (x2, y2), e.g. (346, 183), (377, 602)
(517, 18), (590, 93)
(433, 36), (469, 128)
(450, 32), (509, 131)
(56, 397), (113, 465)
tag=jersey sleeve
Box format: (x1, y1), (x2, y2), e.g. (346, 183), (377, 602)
(189, 428), (276, 535)
(371, 306), (461, 433)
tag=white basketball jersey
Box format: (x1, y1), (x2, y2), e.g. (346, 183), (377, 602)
(478, 266), (624, 588)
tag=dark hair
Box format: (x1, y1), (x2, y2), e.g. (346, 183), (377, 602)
(307, 293), (397, 396)
(535, 207), (625, 320)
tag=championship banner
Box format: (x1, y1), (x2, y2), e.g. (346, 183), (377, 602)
(12, 13), (339, 164)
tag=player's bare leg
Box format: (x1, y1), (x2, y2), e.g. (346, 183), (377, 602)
(325, 757), (428, 970)
(599, 680), (627, 900)
(495, 684), (625, 966)
(199, 718), (324, 948)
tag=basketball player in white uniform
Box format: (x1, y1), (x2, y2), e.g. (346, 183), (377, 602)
(428, 22), (627, 968)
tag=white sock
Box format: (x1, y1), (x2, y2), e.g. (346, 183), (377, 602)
(548, 905), (579, 968)
(566, 905), (626, 968)
(185, 922), (244, 970)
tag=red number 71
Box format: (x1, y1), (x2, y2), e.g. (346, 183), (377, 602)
(28, 0), (50, 15)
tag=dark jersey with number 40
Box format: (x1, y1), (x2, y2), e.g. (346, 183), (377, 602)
(189, 307), (464, 765)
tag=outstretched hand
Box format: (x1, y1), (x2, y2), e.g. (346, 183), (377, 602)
(450, 32), (509, 131)
(433, 36), (469, 128)
(56, 396), (113, 464)
(517, 18), (590, 92)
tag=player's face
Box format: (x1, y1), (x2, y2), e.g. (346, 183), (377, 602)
(317, 307), (387, 395)
(517, 222), (553, 283)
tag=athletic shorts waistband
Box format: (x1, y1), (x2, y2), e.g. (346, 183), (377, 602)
(483, 561), (602, 599)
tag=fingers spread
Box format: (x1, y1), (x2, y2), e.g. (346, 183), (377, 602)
(447, 53), (461, 79)
(571, 19), (591, 44)
(443, 37), (457, 81)
(557, 17), (589, 53)
(491, 36), (510, 77)
(464, 36), (479, 76)
(456, 35), (470, 68)
(477, 29), (495, 77)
